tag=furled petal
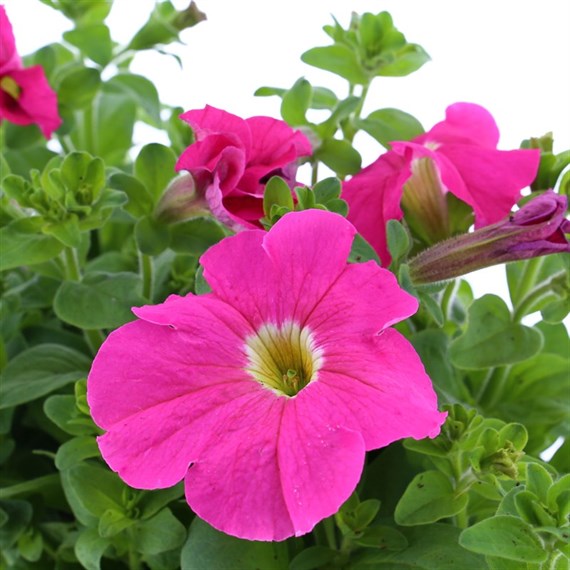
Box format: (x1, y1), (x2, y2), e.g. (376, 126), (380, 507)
(1, 66), (61, 138)
(343, 151), (409, 266)
(416, 102), (500, 149)
(246, 116), (312, 168)
(0, 6), (21, 73)
(306, 261), (418, 338)
(315, 329), (447, 449)
(436, 144), (540, 226)
(180, 105), (252, 155)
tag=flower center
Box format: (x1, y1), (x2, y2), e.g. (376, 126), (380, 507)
(244, 321), (323, 397)
(0, 76), (21, 100)
(401, 157), (450, 243)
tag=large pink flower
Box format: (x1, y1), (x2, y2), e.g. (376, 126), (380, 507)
(87, 210), (446, 541)
(0, 5), (61, 138)
(176, 105), (312, 230)
(343, 103), (540, 265)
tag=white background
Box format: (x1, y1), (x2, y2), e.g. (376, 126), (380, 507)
(5, 0), (570, 301)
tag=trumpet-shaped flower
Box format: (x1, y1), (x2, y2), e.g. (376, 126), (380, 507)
(0, 6), (61, 138)
(87, 210), (446, 541)
(343, 103), (540, 265)
(175, 105), (312, 230)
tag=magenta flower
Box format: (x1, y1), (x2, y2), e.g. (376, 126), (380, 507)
(343, 103), (540, 265)
(175, 105), (312, 230)
(0, 5), (61, 138)
(87, 210), (445, 541)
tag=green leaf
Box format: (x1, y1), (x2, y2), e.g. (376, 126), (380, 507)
(132, 508), (186, 555)
(170, 218), (226, 255)
(63, 24), (113, 66)
(313, 177), (341, 203)
(459, 515), (547, 563)
(525, 463), (553, 503)
(349, 233), (381, 264)
(0, 345), (90, 409)
(138, 483), (184, 520)
(109, 172), (154, 218)
(135, 143), (177, 203)
(88, 88), (137, 165)
(60, 462), (125, 527)
(0, 218), (64, 271)
(450, 294), (543, 369)
(378, 44), (431, 77)
(281, 78), (311, 126)
(58, 66), (101, 109)
(289, 546), (335, 570)
(74, 527), (112, 570)
(0, 500), (32, 549)
(55, 437), (100, 470)
(358, 108), (424, 148)
(386, 219), (411, 262)
(353, 525), (408, 550)
(263, 176), (294, 218)
(135, 216), (170, 256)
(302, 44), (369, 84)
(17, 529), (43, 562)
(54, 271), (143, 329)
(181, 517), (288, 569)
(44, 394), (97, 436)
(394, 470), (468, 526)
(315, 138), (362, 177)
(106, 74), (162, 126)
(44, 215), (82, 248)
(98, 509), (135, 538)
(352, 524), (485, 570)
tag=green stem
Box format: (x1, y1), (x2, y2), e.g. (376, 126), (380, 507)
(127, 529), (143, 570)
(311, 161), (319, 186)
(478, 366), (511, 410)
(323, 517), (338, 550)
(513, 256), (544, 307)
(63, 247), (105, 354)
(139, 253), (154, 302)
(452, 454), (470, 529)
(512, 274), (563, 322)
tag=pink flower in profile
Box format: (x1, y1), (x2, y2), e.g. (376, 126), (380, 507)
(176, 105), (312, 230)
(87, 210), (446, 541)
(0, 5), (61, 138)
(343, 103), (540, 265)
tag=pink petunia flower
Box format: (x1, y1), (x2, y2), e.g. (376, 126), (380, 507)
(87, 209), (446, 541)
(175, 105), (312, 230)
(343, 103), (540, 265)
(0, 5), (61, 138)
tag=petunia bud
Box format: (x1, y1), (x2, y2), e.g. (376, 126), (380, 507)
(409, 190), (570, 284)
(155, 172), (210, 223)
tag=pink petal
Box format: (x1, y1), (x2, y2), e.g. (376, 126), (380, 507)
(306, 261), (418, 339)
(88, 294), (253, 428)
(175, 134), (246, 194)
(416, 102), (500, 149)
(316, 329), (447, 449)
(277, 393), (365, 536)
(201, 210), (357, 326)
(342, 151), (409, 266)
(1, 66), (61, 138)
(184, 392), (295, 541)
(180, 105), (252, 156)
(96, 382), (257, 489)
(437, 144), (541, 226)
(0, 6), (21, 73)
(245, 116), (312, 168)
